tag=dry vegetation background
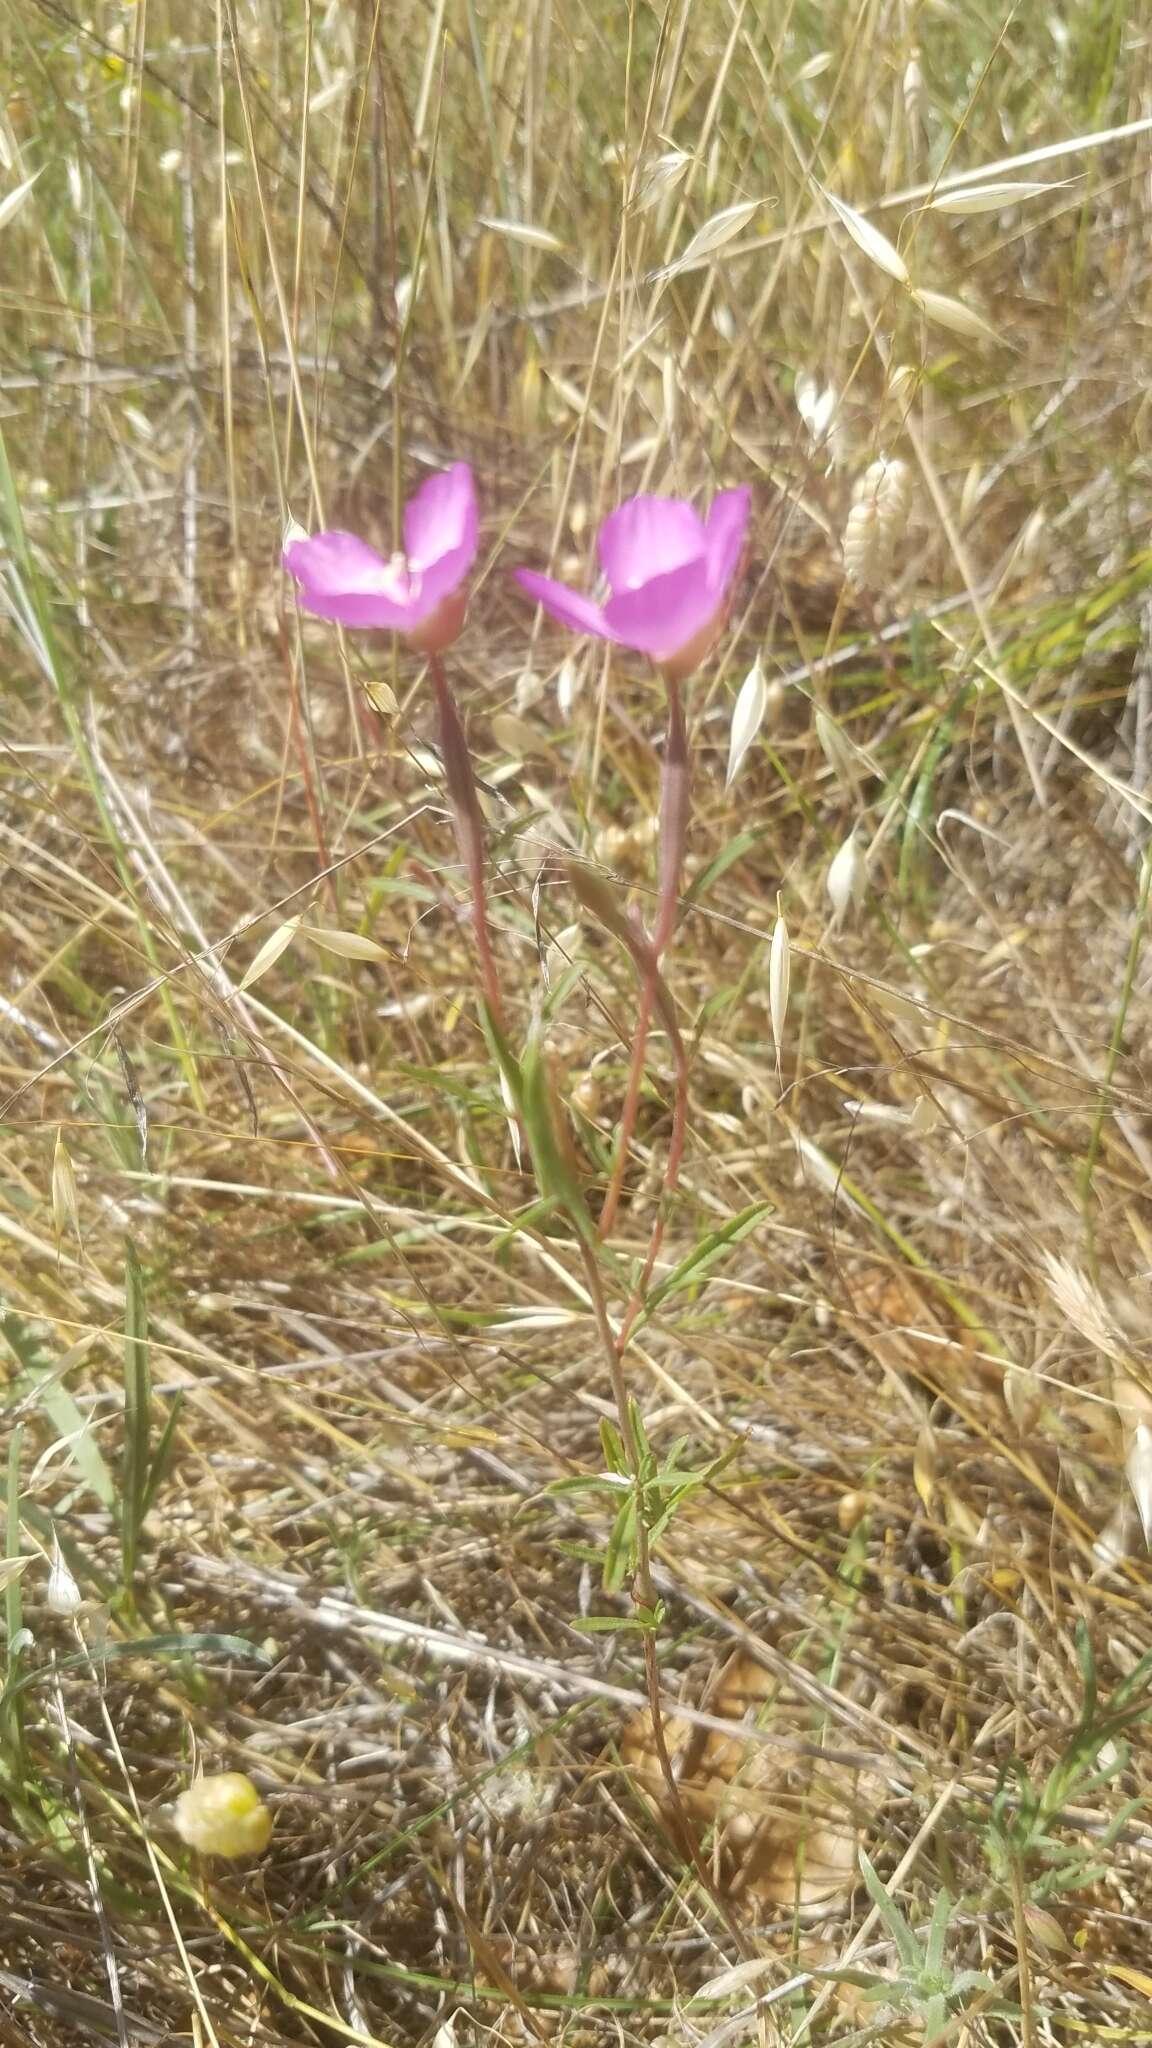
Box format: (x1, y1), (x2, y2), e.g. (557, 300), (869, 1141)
(3, 0), (1152, 2043)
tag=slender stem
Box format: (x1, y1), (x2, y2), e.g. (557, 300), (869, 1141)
(614, 1021), (690, 1353)
(652, 674), (690, 955)
(577, 1239), (746, 1948)
(599, 675), (691, 1238)
(428, 653), (507, 1036)
(1010, 1856), (1038, 2048)
(598, 977), (655, 1239)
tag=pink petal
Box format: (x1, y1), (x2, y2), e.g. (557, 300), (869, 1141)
(514, 568), (616, 640)
(285, 529), (408, 599)
(284, 530), (415, 629)
(404, 463), (478, 577)
(412, 543), (473, 614)
(290, 585), (416, 629)
(602, 557), (718, 660)
(704, 485), (751, 593)
(598, 496), (706, 593)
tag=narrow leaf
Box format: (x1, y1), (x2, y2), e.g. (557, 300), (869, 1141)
(643, 1201), (772, 1317)
(122, 1241), (150, 1595)
(570, 1613), (645, 1634)
(6, 1632), (271, 1703)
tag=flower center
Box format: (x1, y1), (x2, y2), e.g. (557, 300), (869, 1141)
(382, 550), (418, 602)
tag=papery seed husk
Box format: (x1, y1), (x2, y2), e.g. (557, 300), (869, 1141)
(726, 657), (769, 788)
(47, 1534), (82, 1617)
(769, 915), (790, 1057)
(827, 830), (866, 922)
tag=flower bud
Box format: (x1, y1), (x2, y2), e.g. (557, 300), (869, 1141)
(406, 586), (469, 655)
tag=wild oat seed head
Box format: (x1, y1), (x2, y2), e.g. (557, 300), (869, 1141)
(1044, 1252), (1125, 1361)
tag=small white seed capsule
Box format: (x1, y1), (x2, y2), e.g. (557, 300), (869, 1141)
(46, 1535), (82, 1618)
(172, 1773), (274, 1859)
(826, 829), (867, 923)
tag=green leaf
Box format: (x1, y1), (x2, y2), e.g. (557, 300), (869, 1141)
(924, 1886), (951, 1978)
(599, 1420), (628, 1476)
(858, 1852), (921, 1974)
(5, 1631), (271, 1704)
(639, 1202), (772, 1322)
(141, 1391), (185, 1521)
(486, 1006), (605, 1257)
(569, 1614), (646, 1634)
(603, 1495), (637, 1593)
(1, 1312), (116, 1511)
(683, 829), (759, 908)
(899, 699), (959, 903)
(549, 1474), (628, 1498)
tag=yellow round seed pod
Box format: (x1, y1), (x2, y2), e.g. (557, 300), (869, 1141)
(837, 1489), (868, 1533)
(172, 1773), (273, 1859)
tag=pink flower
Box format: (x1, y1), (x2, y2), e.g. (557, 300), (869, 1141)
(283, 462), (478, 654)
(515, 486), (751, 677)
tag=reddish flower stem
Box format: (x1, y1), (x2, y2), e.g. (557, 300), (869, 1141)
(613, 1025), (690, 1354)
(598, 674), (690, 1240)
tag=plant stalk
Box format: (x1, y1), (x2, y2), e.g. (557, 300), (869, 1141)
(428, 653), (507, 1038)
(599, 674), (690, 1238)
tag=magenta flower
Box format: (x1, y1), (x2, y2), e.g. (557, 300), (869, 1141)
(515, 486), (751, 677)
(284, 462), (478, 654)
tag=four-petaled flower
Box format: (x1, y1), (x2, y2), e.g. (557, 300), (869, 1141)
(514, 486), (751, 678)
(283, 462), (478, 655)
